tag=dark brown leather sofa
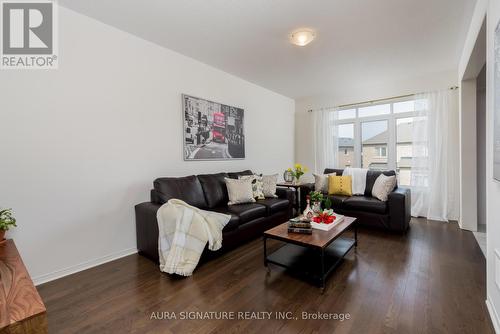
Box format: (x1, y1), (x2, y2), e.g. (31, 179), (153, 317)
(135, 170), (294, 263)
(299, 168), (411, 232)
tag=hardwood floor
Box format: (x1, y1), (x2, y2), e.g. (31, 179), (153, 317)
(37, 218), (494, 334)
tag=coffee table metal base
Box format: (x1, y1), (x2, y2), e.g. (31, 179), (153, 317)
(263, 236), (356, 293)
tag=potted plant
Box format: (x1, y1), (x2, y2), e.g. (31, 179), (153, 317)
(288, 163), (308, 185)
(309, 191), (324, 213)
(323, 196), (332, 210)
(0, 208), (16, 242)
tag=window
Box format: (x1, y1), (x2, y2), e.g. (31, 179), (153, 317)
(375, 146), (387, 157)
(394, 100), (416, 113)
(337, 123), (354, 168)
(331, 97), (423, 185)
(338, 108), (356, 120)
(361, 120), (388, 170)
(358, 104), (390, 117)
(396, 117), (414, 186)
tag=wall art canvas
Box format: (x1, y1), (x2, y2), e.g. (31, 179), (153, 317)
(183, 94), (245, 160)
(494, 22), (500, 181)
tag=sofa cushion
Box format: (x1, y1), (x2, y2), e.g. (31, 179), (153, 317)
(215, 203), (266, 224)
(364, 170), (396, 196)
(328, 195), (350, 209)
(153, 175), (207, 208)
(223, 215), (241, 232)
(227, 170), (253, 179)
(197, 173), (229, 208)
(343, 196), (387, 214)
(223, 215), (240, 232)
(207, 207), (240, 232)
(256, 198), (289, 215)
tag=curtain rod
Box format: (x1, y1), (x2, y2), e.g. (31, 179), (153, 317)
(307, 86), (459, 112)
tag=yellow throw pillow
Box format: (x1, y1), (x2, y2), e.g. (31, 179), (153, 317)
(328, 175), (353, 196)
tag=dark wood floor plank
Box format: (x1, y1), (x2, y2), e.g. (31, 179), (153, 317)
(37, 218), (495, 334)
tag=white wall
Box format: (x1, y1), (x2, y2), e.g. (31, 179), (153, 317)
(461, 0), (500, 331)
(485, 1), (500, 331)
(458, 12), (486, 232)
(477, 65), (487, 227)
(295, 70), (458, 178)
(460, 78), (478, 230)
(0, 7), (295, 284)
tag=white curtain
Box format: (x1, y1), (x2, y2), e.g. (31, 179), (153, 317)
(410, 89), (459, 221)
(313, 109), (338, 173)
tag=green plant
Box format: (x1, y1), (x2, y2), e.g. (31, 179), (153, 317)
(323, 196), (332, 210)
(309, 191), (324, 203)
(0, 209), (17, 231)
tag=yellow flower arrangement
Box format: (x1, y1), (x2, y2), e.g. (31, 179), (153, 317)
(289, 163), (308, 181)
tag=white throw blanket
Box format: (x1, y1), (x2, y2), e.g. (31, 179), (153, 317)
(157, 199), (230, 276)
(343, 167), (368, 195)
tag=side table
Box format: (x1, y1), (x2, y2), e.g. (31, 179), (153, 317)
(276, 182), (302, 215)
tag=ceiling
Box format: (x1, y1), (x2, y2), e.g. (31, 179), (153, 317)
(60, 0), (477, 99)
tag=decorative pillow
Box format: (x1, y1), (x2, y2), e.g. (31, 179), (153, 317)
(224, 177), (256, 205)
(371, 174), (397, 201)
(313, 173), (336, 193)
(328, 175), (353, 196)
(239, 175), (265, 200)
(261, 174), (278, 198)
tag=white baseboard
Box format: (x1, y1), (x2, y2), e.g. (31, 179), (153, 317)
(32, 247), (138, 286)
(487, 297), (500, 333)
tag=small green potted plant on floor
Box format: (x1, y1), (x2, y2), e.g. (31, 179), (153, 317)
(0, 208), (17, 242)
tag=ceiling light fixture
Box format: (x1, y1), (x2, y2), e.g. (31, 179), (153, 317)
(290, 29), (316, 46)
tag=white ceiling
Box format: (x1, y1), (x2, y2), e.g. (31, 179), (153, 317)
(60, 0), (477, 99)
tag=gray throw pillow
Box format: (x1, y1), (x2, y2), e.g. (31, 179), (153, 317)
(262, 174), (278, 198)
(371, 174), (397, 201)
(225, 177), (256, 205)
(239, 175), (265, 200)
(313, 172), (336, 193)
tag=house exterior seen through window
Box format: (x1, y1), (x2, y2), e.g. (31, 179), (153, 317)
(332, 98), (424, 186)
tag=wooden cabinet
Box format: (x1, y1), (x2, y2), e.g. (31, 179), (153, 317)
(0, 240), (47, 334)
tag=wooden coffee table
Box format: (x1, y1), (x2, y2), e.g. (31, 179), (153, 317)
(263, 216), (357, 293)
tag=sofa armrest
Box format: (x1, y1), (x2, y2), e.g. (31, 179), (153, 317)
(276, 187), (294, 218)
(388, 187), (411, 232)
(135, 202), (162, 262)
(298, 183), (315, 211)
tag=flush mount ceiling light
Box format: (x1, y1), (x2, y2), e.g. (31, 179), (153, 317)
(289, 29), (316, 46)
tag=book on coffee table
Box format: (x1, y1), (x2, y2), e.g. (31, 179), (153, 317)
(288, 221), (311, 228)
(311, 214), (345, 231)
(287, 227), (312, 234)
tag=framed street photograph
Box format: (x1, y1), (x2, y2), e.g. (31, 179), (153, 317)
(182, 94), (245, 160)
